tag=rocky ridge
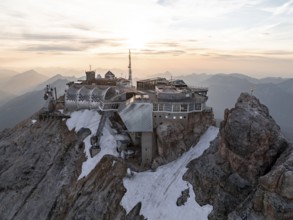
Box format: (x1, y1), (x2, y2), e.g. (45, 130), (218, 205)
(1, 92), (292, 220)
(184, 93), (293, 219)
(0, 115), (143, 220)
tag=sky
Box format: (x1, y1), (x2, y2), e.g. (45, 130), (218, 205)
(0, 0), (293, 78)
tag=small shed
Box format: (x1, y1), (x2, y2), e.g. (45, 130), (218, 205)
(105, 71), (115, 80)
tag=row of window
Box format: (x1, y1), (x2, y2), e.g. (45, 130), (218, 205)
(154, 115), (187, 120)
(153, 103), (202, 112)
(66, 94), (101, 102)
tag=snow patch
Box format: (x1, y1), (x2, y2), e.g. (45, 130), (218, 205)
(112, 160), (117, 167)
(66, 110), (119, 179)
(31, 120), (37, 124)
(121, 126), (219, 220)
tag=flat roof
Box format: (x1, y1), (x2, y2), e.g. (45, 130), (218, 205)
(136, 77), (167, 83)
(119, 102), (153, 132)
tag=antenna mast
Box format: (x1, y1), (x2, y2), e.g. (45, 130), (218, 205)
(128, 49), (132, 86)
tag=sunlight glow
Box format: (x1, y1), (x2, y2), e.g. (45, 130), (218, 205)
(127, 32), (149, 50)
(126, 20), (151, 50)
(1, 0), (293, 76)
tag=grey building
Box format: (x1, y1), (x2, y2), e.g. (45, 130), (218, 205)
(64, 71), (211, 167)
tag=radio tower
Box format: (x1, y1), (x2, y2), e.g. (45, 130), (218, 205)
(128, 49), (132, 87)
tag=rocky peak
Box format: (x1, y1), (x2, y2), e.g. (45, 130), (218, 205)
(221, 93), (288, 184)
(234, 92), (269, 113)
(184, 92), (292, 219)
(0, 115), (144, 220)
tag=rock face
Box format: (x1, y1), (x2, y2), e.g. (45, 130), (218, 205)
(1, 92), (292, 220)
(184, 93), (293, 219)
(154, 112), (215, 168)
(0, 115), (144, 220)
(229, 146), (293, 220)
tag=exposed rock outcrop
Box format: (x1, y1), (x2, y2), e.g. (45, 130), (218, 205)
(0, 117), (82, 220)
(229, 145), (293, 220)
(153, 111), (215, 168)
(49, 155), (144, 220)
(184, 93), (292, 219)
(0, 116), (144, 220)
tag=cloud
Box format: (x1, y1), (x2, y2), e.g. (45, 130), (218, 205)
(202, 49), (293, 62)
(261, 50), (293, 56)
(146, 41), (182, 48)
(22, 33), (76, 40)
(70, 23), (93, 31)
(18, 38), (126, 52)
(273, 0), (293, 15)
(138, 49), (185, 56)
(157, 0), (173, 6)
(20, 45), (83, 52)
(81, 39), (125, 47)
(0, 0), (293, 77)
(262, 0), (293, 16)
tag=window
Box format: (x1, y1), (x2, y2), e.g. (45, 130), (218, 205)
(181, 104), (188, 112)
(165, 104), (172, 112)
(179, 116), (183, 119)
(189, 103), (195, 111)
(195, 103), (202, 110)
(173, 104), (180, 112)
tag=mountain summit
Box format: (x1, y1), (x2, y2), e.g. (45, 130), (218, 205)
(0, 93), (292, 219)
(184, 93), (293, 219)
(0, 69), (48, 95)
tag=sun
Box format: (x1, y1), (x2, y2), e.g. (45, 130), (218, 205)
(126, 21), (150, 50)
(127, 33), (147, 49)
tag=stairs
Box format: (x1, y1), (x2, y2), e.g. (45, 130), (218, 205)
(89, 111), (112, 157)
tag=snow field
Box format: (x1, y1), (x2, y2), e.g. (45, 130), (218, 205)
(66, 110), (119, 179)
(121, 126), (219, 220)
(66, 110), (219, 219)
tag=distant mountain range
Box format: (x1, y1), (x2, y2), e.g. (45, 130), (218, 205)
(33, 74), (76, 93)
(176, 73), (293, 142)
(0, 72), (76, 130)
(0, 89), (15, 106)
(0, 69), (19, 81)
(0, 69), (49, 95)
(0, 70), (292, 142)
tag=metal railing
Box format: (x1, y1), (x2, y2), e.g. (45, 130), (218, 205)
(153, 102), (203, 113)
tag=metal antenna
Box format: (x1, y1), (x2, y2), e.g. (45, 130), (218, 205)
(128, 49), (132, 86)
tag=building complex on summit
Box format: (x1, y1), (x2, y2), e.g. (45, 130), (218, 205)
(44, 50), (213, 167)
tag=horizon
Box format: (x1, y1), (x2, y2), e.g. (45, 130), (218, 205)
(1, 67), (292, 80)
(1, 0), (293, 78)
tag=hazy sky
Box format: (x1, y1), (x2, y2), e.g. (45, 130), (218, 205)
(1, 0), (293, 77)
